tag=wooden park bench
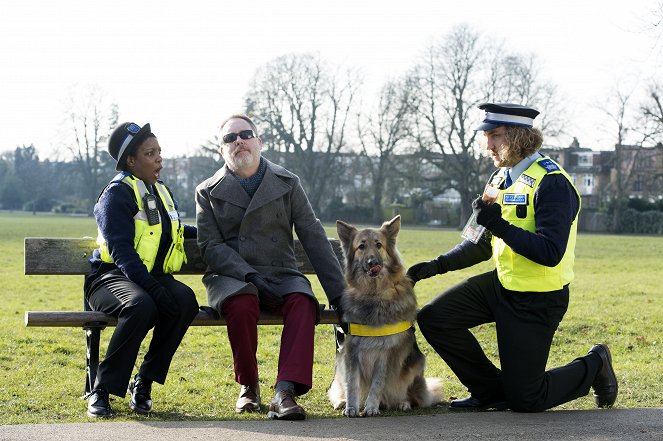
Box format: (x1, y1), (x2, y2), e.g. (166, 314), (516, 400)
(24, 237), (343, 395)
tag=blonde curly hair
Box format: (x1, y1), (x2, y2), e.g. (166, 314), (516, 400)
(497, 125), (544, 166)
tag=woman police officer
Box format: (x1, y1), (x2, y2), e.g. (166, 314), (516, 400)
(83, 122), (198, 417)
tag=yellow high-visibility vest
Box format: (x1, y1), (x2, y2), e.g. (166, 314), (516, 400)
(492, 157), (580, 292)
(97, 174), (186, 273)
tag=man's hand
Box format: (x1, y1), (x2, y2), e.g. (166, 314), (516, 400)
(147, 285), (179, 319)
(472, 197), (509, 236)
(407, 259), (442, 285)
(246, 273), (284, 309)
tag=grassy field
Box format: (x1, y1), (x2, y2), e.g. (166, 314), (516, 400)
(0, 211), (661, 424)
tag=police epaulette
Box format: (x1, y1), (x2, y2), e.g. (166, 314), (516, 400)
(537, 158), (560, 173)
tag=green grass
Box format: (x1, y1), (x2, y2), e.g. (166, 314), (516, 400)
(0, 212), (661, 424)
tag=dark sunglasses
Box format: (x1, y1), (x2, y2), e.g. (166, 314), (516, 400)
(222, 129), (256, 144)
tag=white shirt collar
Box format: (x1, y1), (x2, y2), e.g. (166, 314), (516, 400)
(506, 152), (543, 183)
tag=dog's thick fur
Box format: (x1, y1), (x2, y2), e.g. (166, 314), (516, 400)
(328, 215), (443, 417)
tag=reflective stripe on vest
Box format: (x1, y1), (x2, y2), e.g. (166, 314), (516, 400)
(492, 157), (581, 292)
(97, 175), (186, 273)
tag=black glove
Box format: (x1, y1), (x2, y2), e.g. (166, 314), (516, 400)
(147, 285), (179, 319)
(472, 197), (509, 236)
(246, 273), (284, 309)
(329, 297), (344, 323)
(407, 259), (443, 285)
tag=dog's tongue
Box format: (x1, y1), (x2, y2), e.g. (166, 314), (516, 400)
(369, 265), (382, 275)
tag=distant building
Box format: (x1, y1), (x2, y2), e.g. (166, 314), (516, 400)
(540, 139), (663, 231)
(611, 143), (663, 202)
(541, 140), (613, 210)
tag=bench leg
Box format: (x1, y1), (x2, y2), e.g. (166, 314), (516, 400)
(84, 325), (103, 396)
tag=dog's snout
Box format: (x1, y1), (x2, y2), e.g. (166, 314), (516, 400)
(367, 256), (380, 268)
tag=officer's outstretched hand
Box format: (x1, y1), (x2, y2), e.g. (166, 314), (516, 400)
(148, 285), (179, 320)
(472, 197), (509, 237)
(407, 259), (443, 286)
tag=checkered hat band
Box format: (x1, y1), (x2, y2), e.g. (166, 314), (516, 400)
(485, 112), (534, 127)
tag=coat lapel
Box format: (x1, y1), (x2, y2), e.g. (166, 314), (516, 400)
(208, 166), (251, 209)
(246, 161), (291, 215)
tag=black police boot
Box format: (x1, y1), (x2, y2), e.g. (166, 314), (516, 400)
(449, 396), (508, 411)
(588, 344), (618, 408)
(128, 375), (153, 414)
(85, 388), (112, 417)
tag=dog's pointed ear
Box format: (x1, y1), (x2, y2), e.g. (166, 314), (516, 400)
(381, 215), (401, 246)
(336, 220), (357, 252)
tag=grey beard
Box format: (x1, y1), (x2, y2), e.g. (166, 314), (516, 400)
(228, 153), (258, 170)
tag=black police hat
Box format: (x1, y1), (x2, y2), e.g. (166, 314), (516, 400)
(476, 103), (540, 131)
(108, 122), (152, 171)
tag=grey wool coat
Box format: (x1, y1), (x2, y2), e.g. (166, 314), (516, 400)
(195, 158), (345, 314)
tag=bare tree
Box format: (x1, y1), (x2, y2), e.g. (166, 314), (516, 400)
(356, 76), (418, 223)
(648, 1), (663, 51)
(605, 85), (630, 143)
(198, 134), (223, 162)
(408, 25), (487, 227)
(487, 52), (565, 139)
(602, 85), (648, 232)
(640, 82), (663, 143)
(244, 53), (360, 213)
(12, 145), (46, 213)
(409, 24), (563, 228)
(61, 85), (118, 215)
(638, 82), (663, 202)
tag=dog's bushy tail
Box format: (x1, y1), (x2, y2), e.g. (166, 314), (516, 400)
(423, 378), (444, 407)
(410, 377), (444, 407)
(423, 377), (444, 407)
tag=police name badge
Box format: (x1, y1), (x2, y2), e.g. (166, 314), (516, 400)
(502, 193), (528, 205)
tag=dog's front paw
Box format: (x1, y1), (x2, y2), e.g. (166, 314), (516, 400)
(397, 401), (412, 411)
(332, 399), (346, 410)
(363, 406), (381, 417)
(343, 406), (360, 418)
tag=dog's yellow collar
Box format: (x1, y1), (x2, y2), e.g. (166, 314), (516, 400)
(347, 321), (412, 337)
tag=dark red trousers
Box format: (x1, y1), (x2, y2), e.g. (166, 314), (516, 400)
(222, 293), (316, 393)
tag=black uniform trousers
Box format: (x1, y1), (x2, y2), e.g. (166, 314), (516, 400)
(417, 270), (602, 412)
(87, 274), (199, 397)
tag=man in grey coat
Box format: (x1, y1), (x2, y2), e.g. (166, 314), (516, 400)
(195, 114), (345, 421)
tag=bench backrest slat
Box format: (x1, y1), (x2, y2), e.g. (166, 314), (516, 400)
(24, 237), (344, 275)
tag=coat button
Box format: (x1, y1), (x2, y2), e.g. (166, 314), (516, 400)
(239, 236), (245, 241)
(271, 236), (278, 242)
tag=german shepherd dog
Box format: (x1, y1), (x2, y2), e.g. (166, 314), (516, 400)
(328, 215), (443, 417)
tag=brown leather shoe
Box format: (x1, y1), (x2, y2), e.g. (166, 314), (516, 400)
(235, 384), (260, 413)
(268, 389), (306, 420)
